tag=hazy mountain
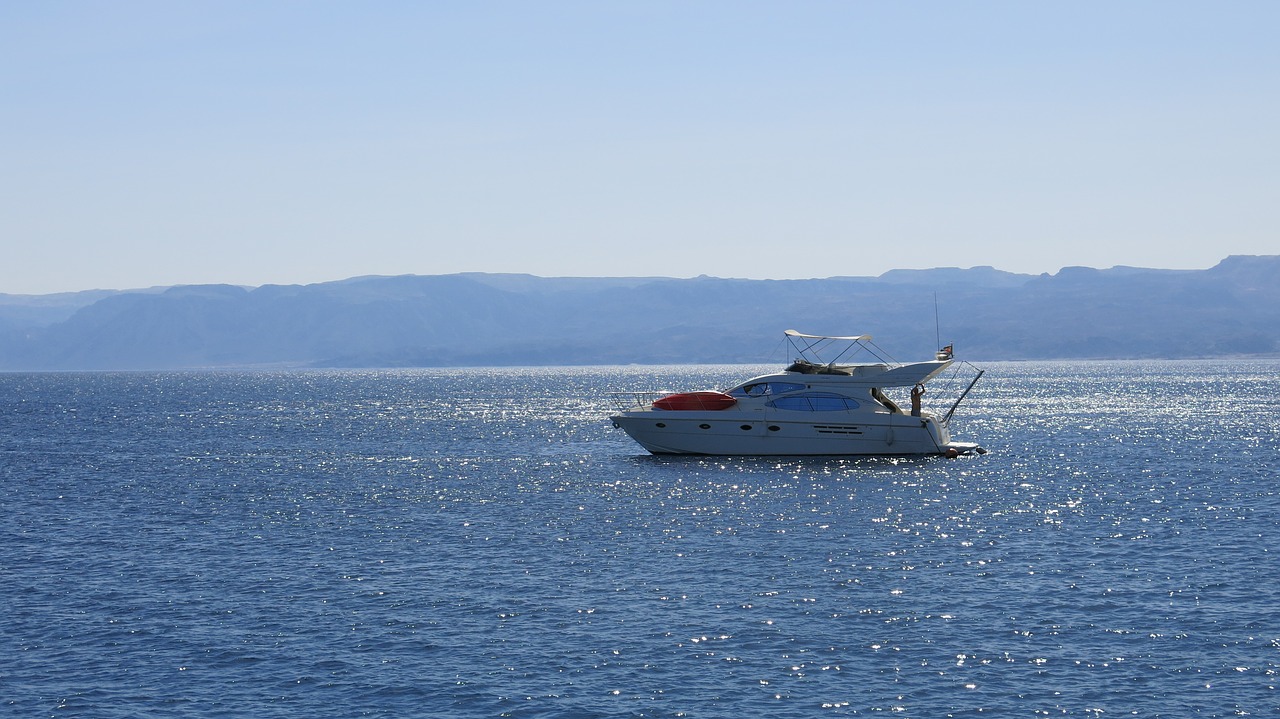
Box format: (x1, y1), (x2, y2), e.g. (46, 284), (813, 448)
(1, 256), (1277, 370)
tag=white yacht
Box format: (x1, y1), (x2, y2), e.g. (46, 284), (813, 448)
(610, 330), (984, 456)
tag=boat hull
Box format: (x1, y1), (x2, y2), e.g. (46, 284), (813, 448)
(610, 410), (956, 456)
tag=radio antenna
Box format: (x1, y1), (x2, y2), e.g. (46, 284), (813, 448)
(934, 292), (941, 349)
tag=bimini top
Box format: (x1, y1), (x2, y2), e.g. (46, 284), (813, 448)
(783, 329), (881, 368)
(779, 329), (950, 385)
(784, 329), (872, 342)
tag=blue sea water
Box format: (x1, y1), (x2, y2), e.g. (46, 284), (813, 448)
(2, 361), (1278, 718)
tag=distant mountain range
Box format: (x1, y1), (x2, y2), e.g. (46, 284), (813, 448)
(2, 255), (1278, 370)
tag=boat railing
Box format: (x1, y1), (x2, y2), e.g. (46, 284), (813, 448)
(608, 391), (674, 412)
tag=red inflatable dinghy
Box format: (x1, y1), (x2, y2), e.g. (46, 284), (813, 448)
(652, 391), (737, 411)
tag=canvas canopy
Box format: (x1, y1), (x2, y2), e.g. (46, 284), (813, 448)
(784, 329), (873, 342)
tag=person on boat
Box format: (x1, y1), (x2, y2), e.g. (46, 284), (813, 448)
(911, 384), (925, 417)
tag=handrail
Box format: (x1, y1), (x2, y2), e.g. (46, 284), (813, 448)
(607, 391), (672, 412)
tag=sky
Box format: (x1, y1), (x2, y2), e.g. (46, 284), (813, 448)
(2, 1), (1277, 295)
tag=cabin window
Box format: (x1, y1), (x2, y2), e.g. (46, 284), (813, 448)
(729, 381), (806, 397)
(767, 392), (861, 411)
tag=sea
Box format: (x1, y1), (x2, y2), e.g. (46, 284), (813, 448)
(2, 360), (1278, 718)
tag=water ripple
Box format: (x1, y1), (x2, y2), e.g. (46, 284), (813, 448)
(2, 363), (1278, 717)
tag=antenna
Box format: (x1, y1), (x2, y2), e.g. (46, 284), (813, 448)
(934, 292), (941, 349)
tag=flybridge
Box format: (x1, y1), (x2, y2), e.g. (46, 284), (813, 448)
(781, 328), (984, 410)
(783, 329), (909, 374)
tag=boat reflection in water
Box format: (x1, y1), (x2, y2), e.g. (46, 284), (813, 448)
(610, 330), (985, 456)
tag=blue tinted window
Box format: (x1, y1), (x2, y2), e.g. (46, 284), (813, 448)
(768, 392), (861, 411)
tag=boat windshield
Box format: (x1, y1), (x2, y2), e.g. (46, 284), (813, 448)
(728, 381), (806, 397)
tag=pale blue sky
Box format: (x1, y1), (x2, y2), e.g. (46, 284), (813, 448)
(3, 1), (1277, 294)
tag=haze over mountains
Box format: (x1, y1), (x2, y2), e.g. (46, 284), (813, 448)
(1, 255), (1277, 370)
